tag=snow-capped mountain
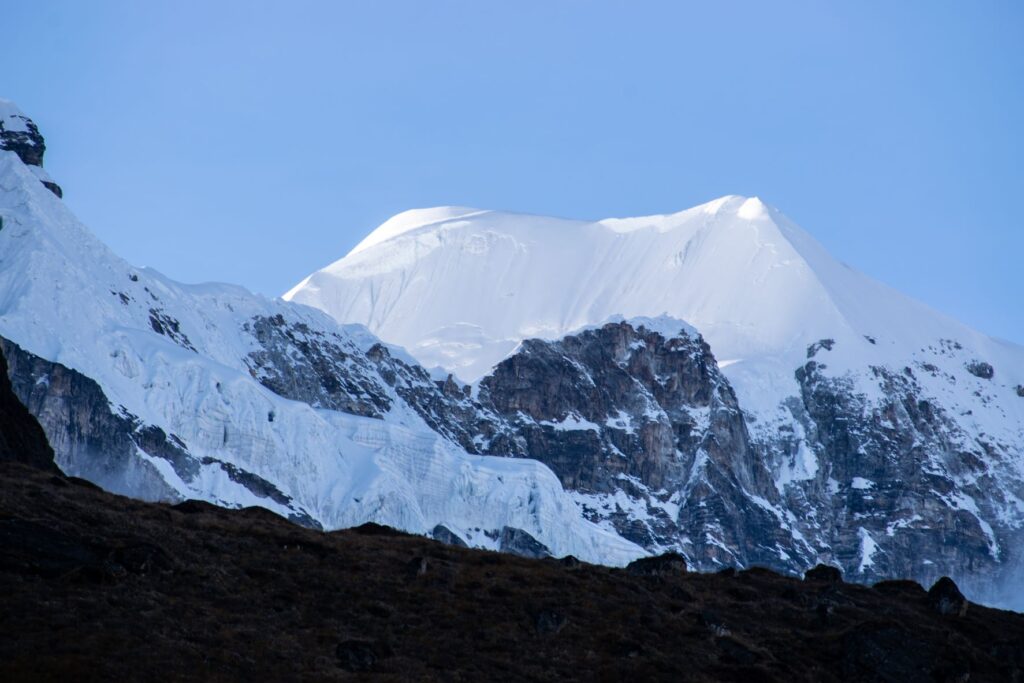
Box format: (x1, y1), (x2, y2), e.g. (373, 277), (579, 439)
(4, 98), (1024, 608)
(287, 200), (1024, 606)
(285, 199), (1023, 410)
(0, 100), (642, 565)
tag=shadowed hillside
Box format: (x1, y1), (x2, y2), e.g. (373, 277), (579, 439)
(1, 459), (1023, 682)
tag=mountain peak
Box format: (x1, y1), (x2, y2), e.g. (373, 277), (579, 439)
(690, 194), (770, 217)
(0, 99), (62, 198)
(285, 196), (852, 383)
(736, 196), (769, 219)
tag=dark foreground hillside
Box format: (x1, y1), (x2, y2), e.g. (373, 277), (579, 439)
(1, 464), (1023, 682)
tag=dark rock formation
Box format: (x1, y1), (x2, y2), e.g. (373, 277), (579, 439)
(363, 342), (517, 454)
(966, 361), (994, 379)
(431, 524), (468, 547)
(147, 309), (196, 352)
(0, 104), (62, 197)
(335, 640), (390, 672)
(0, 343), (56, 471)
(474, 320), (808, 570)
(533, 608), (568, 635)
(0, 108), (45, 165)
(1, 335), (177, 499)
(788, 358), (1014, 593)
(499, 526), (551, 559)
(455, 320), (1022, 600)
(626, 552), (688, 576)
(244, 314), (392, 417)
(242, 315), (520, 457)
(928, 576), (968, 617)
(804, 564), (842, 583)
(806, 338), (835, 358)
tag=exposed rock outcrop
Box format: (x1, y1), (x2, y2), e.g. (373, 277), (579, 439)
(804, 564), (843, 583)
(430, 524), (469, 547)
(786, 358), (1019, 595)
(474, 320), (811, 571)
(244, 314), (392, 418)
(626, 552), (688, 576)
(928, 576), (969, 617)
(363, 342), (517, 454)
(0, 100), (62, 197)
(0, 343), (56, 471)
(966, 360), (994, 379)
(498, 526), (551, 559)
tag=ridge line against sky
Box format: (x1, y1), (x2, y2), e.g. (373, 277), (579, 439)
(3, 1), (1022, 343)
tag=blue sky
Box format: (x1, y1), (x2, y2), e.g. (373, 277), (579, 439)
(4, 1), (1022, 342)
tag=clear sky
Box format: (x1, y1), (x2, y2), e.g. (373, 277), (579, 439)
(4, 1), (1022, 343)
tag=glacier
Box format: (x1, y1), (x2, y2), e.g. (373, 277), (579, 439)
(0, 102), (643, 566)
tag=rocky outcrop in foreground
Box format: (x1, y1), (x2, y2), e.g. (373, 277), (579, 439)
(1, 459), (1022, 682)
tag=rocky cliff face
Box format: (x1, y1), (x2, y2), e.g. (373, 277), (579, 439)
(363, 342), (519, 456)
(472, 320), (811, 571)
(0, 340), (56, 471)
(243, 314), (394, 418)
(241, 312), (517, 449)
(420, 319), (1023, 606)
(1, 336), (321, 527)
(774, 345), (1024, 600)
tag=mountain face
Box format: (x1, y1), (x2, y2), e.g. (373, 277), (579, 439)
(471, 318), (813, 572)
(0, 103), (641, 566)
(3, 101), (1023, 609)
(461, 320), (1024, 603)
(287, 204), (1024, 607)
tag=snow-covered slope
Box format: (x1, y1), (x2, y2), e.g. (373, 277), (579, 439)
(0, 108), (643, 566)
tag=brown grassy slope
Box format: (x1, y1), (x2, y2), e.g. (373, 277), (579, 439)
(1, 463), (1022, 682)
